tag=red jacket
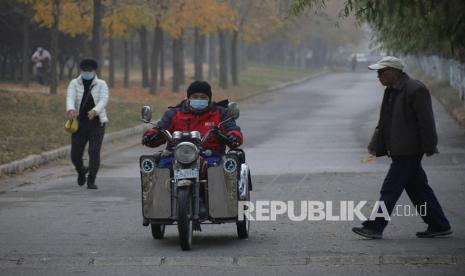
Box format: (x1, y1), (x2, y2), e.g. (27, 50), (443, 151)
(143, 100), (243, 153)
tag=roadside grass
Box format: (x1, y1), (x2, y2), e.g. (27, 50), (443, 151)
(0, 89), (164, 165)
(0, 65), (316, 165)
(413, 72), (465, 129)
(431, 82), (465, 128)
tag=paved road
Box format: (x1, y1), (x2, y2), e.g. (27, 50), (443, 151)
(1, 72), (465, 275)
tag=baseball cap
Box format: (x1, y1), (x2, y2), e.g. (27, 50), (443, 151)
(368, 56), (404, 71)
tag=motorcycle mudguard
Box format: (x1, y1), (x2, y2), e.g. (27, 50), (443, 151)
(140, 155), (171, 219)
(207, 155), (239, 219)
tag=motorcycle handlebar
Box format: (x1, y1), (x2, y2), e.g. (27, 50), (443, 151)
(157, 128), (174, 143)
(211, 127), (233, 144)
(148, 116), (235, 146)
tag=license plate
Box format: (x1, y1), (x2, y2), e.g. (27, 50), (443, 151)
(174, 168), (199, 179)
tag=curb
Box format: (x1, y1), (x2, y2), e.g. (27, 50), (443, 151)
(0, 71), (327, 176)
(0, 254), (461, 268)
(0, 124), (148, 175)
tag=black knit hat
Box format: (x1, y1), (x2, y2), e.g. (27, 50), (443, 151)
(79, 59), (98, 70)
(187, 81), (212, 99)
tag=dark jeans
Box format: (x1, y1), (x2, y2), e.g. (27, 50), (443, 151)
(71, 119), (105, 179)
(36, 66), (49, 85)
(363, 155), (450, 232)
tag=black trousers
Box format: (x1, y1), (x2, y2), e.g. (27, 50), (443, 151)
(363, 155), (450, 232)
(71, 119), (105, 179)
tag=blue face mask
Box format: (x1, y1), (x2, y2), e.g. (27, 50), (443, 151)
(189, 99), (209, 110)
(81, 71), (95, 80)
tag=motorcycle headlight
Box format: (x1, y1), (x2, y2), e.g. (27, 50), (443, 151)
(174, 142), (199, 164)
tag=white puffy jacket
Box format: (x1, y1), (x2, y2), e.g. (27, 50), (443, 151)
(66, 75), (109, 123)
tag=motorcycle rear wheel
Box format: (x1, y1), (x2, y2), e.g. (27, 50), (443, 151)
(237, 172), (251, 239)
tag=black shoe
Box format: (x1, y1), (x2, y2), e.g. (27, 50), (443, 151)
(77, 167), (89, 186)
(87, 175), (98, 190)
(416, 228), (452, 238)
(352, 227), (383, 239)
(87, 183), (98, 189)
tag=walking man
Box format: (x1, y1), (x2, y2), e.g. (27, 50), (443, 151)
(352, 56), (452, 239)
(66, 59), (109, 189)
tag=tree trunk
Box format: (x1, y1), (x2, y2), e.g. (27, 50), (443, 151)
(71, 52), (78, 78)
(1, 53), (8, 79)
(194, 28), (204, 81)
(230, 30), (239, 86)
(108, 24), (115, 88)
(123, 39), (129, 88)
(58, 53), (66, 80)
(67, 57), (75, 79)
(139, 27), (149, 87)
(218, 30), (228, 89)
(207, 34), (217, 80)
(160, 30), (165, 87)
(129, 38), (134, 67)
(91, 0), (103, 75)
(179, 31), (185, 85)
(21, 6), (30, 87)
(172, 37), (181, 92)
(49, 0), (59, 95)
(80, 34), (91, 60)
(149, 23), (162, 95)
(13, 55), (21, 83)
(239, 42), (247, 70)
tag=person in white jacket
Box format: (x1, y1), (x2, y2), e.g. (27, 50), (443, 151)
(66, 59), (109, 189)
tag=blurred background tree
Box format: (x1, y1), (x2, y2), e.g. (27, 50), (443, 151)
(0, 0), (366, 94)
(291, 0), (465, 61)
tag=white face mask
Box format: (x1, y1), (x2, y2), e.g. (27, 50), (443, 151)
(81, 71), (95, 80)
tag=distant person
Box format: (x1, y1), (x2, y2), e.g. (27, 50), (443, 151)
(352, 56), (452, 239)
(66, 59), (109, 189)
(351, 54), (357, 71)
(31, 47), (51, 85)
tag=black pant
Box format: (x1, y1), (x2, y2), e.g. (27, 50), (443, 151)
(363, 155), (450, 232)
(71, 119), (105, 179)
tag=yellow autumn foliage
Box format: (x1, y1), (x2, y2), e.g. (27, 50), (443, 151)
(21, 0), (92, 37)
(163, 0), (238, 38)
(103, 1), (153, 39)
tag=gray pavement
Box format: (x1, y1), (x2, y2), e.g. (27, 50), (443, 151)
(1, 72), (465, 275)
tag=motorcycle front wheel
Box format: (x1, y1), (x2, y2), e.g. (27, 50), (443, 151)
(177, 187), (193, 250)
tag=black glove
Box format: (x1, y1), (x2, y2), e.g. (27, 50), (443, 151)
(226, 134), (239, 147)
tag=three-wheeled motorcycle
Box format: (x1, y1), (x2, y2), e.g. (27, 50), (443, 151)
(139, 103), (252, 250)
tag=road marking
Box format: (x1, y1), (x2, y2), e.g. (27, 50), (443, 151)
(1, 254), (462, 268)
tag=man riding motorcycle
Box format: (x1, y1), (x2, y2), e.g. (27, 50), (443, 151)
(141, 80), (243, 167)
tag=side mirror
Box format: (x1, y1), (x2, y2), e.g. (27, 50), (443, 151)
(226, 102), (240, 120)
(141, 106), (152, 123)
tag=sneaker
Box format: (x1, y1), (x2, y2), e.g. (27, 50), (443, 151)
(352, 227), (383, 239)
(416, 228), (452, 238)
(77, 167), (89, 186)
(87, 175), (98, 190)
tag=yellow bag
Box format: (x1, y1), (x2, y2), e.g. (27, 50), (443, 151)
(65, 117), (79, 133)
